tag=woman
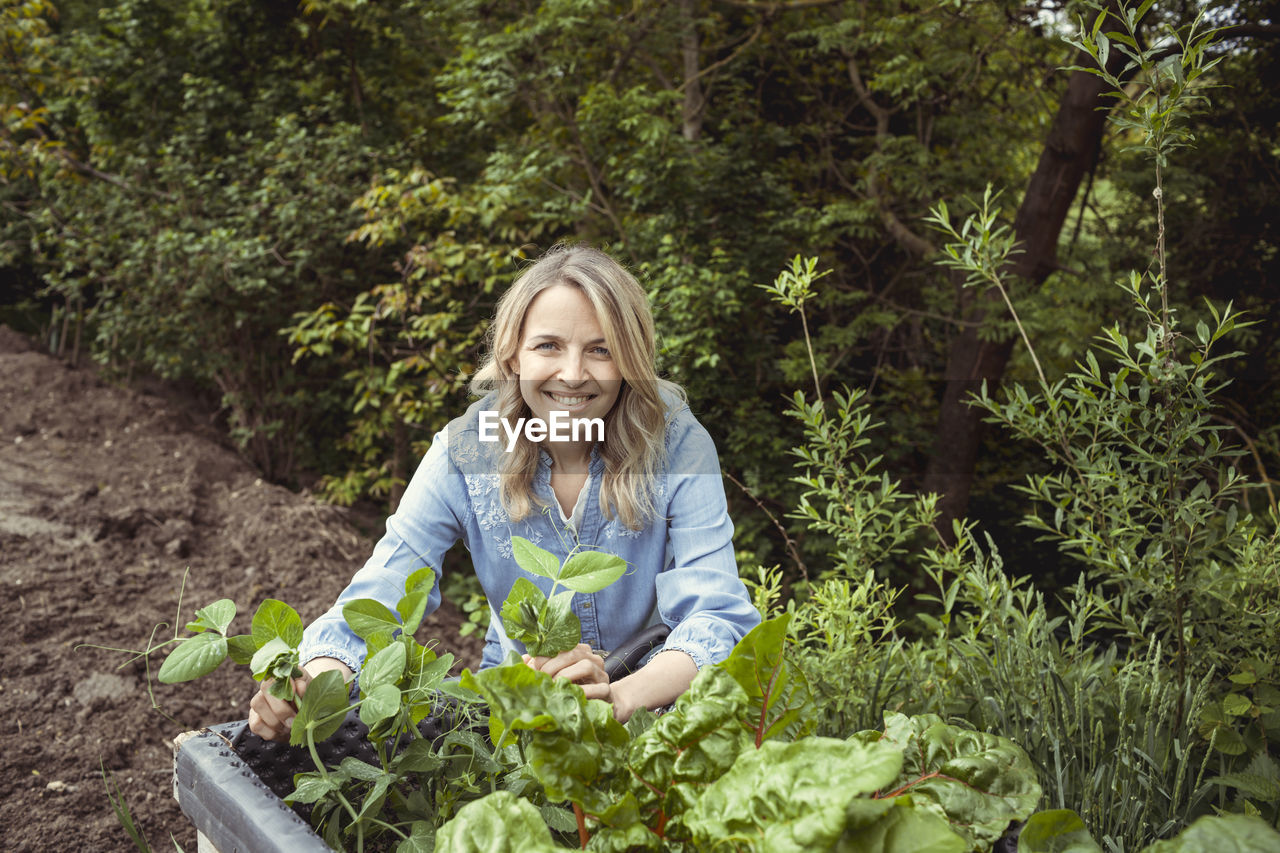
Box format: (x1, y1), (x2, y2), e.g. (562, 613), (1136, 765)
(249, 245), (759, 740)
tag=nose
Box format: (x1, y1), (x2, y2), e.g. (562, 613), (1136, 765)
(558, 351), (588, 386)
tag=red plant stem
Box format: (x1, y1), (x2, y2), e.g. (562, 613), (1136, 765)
(876, 770), (943, 799)
(656, 810), (668, 839)
(574, 803), (588, 849)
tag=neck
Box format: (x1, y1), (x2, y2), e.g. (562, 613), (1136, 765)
(545, 442), (592, 473)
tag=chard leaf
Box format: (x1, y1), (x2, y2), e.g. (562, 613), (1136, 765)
(460, 663), (628, 815)
(434, 790), (561, 852)
(559, 550), (627, 593)
(854, 712), (1042, 850)
(1141, 814), (1280, 852)
(290, 669), (349, 747)
(684, 737), (906, 852)
(719, 613), (812, 744)
(1016, 809), (1102, 853)
(626, 666), (752, 838)
(343, 599), (401, 642)
(158, 632), (228, 683)
(512, 536), (561, 580)
(186, 599), (236, 636)
(840, 795), (967, 853)
(250, 599), (303, 648)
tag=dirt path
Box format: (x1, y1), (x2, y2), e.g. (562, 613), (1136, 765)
(0, 326), (483, 852)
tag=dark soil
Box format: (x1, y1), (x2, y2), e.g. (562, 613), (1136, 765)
(0, 326), (485, 852)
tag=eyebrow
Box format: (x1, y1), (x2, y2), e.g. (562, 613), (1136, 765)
(526, 333), (608, 346)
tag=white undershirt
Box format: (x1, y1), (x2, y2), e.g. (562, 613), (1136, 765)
(554, 470), (595, 535)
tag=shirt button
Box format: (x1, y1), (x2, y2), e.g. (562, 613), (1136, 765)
(582, 602), (592, 610)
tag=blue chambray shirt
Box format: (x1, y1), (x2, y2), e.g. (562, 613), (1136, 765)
(300, 391), (761, 675)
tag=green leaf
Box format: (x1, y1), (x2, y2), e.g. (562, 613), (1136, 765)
(626, 666), (752, 834)
(1016, 810), (1103, 853)
(499, 576), (546, 649)
(434, 791), (560, 852)
(840, 795), (966, 853)
(395, 821), (434, 853)
(558, 550), (627, 594)
(359, 682), (402, 727)
(853, 712), (1042, 850)
(343, 598), (401, 641)
(719, 613), (812, 743)
(158, 632), (228, 683)
(398, 591), (430, 636)
(226, 634), (256, 666)
(1142, 814), (1280, 851)
(362, 641), (407, 690)
(461, 663), (628, 814)
(511, 535), (561, 580)
(186, 599), (236, 636)
(404, 565), (436, 597)
(395, 738), (444, 775)
(250, 636), (295, 680)
(291, 669), (350, 747)
(251, 599), (303, 648)
(533, 588), (582, 658)
(286, 772), (340, 805)
(1223, 693), (1252, 717)
(684, 737), (906, 851)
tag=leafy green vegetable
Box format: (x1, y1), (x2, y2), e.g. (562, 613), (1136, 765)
(186, 599), (236, 635)
(683, 737), (905, 851)
(719, 613), (813, 744)
(1016, 810), (1103, 853)
(1140, 814), (1280, 852)
(853, 712), (1042, 849)
(434, 790), (561, 852)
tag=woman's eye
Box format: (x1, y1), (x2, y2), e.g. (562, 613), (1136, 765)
(591, 346), (611, 357)
(533, 342), (557, 351)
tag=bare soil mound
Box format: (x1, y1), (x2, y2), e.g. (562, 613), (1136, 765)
(0, 326), (484, 852)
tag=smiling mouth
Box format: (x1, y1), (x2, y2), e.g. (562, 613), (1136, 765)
(546, 391), (596, 406)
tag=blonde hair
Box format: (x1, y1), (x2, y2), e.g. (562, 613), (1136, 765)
(470, 245), (681, 529)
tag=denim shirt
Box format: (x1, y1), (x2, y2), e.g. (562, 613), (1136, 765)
(300, 392), (761, 674)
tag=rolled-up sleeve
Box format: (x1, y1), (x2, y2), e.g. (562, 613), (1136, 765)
(654, 416), (761, 668)
(300, 428), (465, 674)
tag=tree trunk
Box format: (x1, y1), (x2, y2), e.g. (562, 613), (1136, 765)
(923, 36), (1127, 535)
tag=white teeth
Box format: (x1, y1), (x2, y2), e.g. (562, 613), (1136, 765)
(549, 393), (592, 405)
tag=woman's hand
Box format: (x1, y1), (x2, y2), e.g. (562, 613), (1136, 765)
(247, 657), (354, 742)
(523, 643), (612, 704)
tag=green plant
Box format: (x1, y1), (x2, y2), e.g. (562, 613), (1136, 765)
(498, 536), (626, 658)
(452, 614), (1043, 852)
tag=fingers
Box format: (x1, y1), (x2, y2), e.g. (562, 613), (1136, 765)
(526, 643), (607, 684)
(248, 680), (296, 742)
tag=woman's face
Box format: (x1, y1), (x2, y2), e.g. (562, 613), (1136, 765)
(510, 283), (623, 432)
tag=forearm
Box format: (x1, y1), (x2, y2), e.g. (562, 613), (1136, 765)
(609, 649), (699, 722)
